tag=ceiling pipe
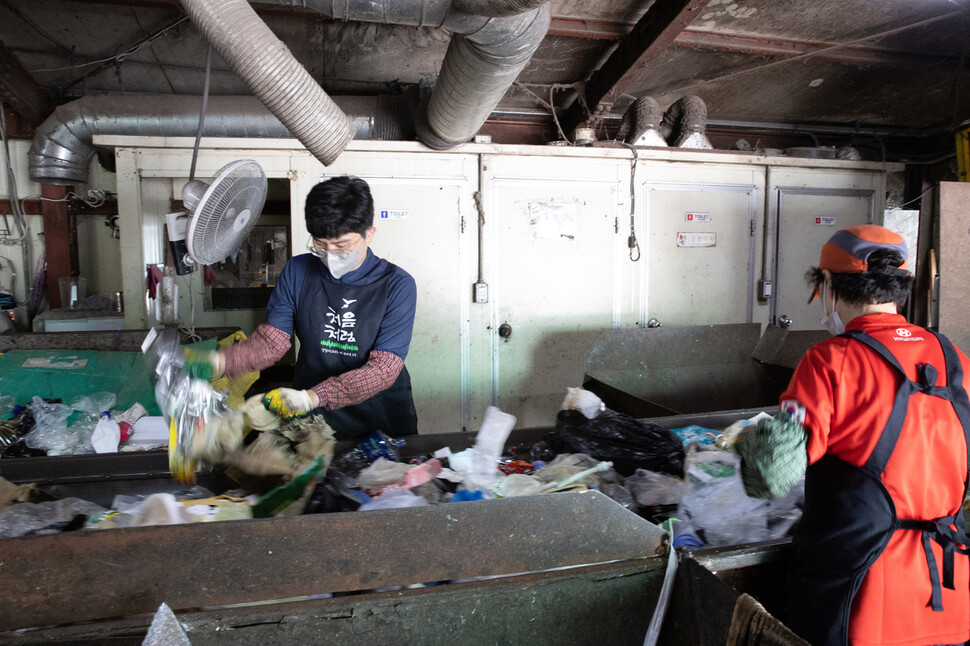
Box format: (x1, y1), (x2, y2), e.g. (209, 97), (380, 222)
(28, 94), (414, 185)
(29, 0), (550, 181)
(276, 0), (550, 150)
(181, 0), (354, 167)
(453, 0), (549, 18)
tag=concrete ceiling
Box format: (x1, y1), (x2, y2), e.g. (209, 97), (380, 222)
(1, 0), (968, 161)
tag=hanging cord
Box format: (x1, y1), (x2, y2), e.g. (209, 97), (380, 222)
(188, 44), (213, 183)
(549, 85), (573, 145)
(178, 266), (201, 343)
(620, 142), (640, 261)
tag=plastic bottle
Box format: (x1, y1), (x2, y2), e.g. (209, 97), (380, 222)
(672, 519), (704, 549)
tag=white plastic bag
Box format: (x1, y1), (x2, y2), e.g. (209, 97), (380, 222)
(358, 487), (429, 511)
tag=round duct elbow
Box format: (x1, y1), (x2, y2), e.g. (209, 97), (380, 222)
(181, 0), (354, 167)
(616, 96), (663, 145)
(661, 95), (709, 147)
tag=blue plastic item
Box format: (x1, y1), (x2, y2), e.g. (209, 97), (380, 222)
(670, 424), (718, 446)
(450, 490), (485, 502)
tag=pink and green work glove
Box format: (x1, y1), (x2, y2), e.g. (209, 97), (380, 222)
(263, 388), (317, 419)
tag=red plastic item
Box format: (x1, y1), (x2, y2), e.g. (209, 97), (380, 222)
(498, 459), (535, 475)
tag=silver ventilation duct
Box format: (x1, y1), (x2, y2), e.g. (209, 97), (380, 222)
(181, 0), (354, 166)
(258, 1), (550, 150)
(661, 95), (712, 149)
(28, 0), (549, 183)
(453, 0), (549, 18)
(28, 94), (414, 185)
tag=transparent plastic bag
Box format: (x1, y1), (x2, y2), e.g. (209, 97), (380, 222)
(0, 395), (14, 419)
(71, 392), (117, 418)
(148, 327), (245, 482)
(625, 468), (687, 507)
(600, 482), (636, 510)
(0, 497), (107, 537)
(23, 397), (76, 455)
(674, 444), (802, 547)
(357, 457), (413, 493)
(358, 487), (429, 511)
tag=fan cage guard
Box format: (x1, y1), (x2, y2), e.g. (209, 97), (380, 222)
(186, 160), (268, 266)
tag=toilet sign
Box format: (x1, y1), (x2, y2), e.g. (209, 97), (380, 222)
(380, 209), (409, 220)
(814, 216), (837, 226)
(685, 211), (711, 223)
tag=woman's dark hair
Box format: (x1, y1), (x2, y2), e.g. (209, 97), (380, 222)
(305, 175), (374, 239)
(807, 248), (913, 309)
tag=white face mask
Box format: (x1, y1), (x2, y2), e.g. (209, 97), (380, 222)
(819, 283), (845, 336)
(310, 247), (362, 280)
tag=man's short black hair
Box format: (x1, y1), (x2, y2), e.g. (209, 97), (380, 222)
(808, 248), (913, 309)
(305, 175), (374, 239)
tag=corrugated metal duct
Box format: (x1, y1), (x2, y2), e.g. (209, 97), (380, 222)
(28, 94), (414, 185)
(255, 0), (550, 150)
(29, 0), (549, 184)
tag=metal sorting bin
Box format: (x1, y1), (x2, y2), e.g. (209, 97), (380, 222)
(0, 410), (795, 645)
(582, 324), (828, 417)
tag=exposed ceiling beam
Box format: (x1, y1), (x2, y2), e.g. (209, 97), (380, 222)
(0, 39), (52, 127)
(559, 0), (713, 133)
(547, 17), (959, 68)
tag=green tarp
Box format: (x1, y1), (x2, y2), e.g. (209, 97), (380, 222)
(0, 339), (218, 416)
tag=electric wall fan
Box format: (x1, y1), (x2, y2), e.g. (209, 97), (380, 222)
(167, 160), (268, 274)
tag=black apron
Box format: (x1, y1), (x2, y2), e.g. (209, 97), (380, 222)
(292, 257), (418, 440)
(786, 329), (970, 646)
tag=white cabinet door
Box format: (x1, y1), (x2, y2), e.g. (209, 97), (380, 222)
(643, 181), (758, 326)
(482, 155), (626, 429)
(770, 169), (884, 331)
(291, 151), (478, 434)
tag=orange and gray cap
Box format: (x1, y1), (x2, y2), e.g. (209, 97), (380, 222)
(808, 224), (910, 302)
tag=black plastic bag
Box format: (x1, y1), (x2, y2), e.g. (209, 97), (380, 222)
(533, 409), (685, 477)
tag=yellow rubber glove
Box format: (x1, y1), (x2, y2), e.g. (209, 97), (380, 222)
(263, 388), (315, 419)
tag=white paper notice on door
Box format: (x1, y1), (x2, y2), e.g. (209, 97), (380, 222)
(676, 232), (716, 247)
(528, 201), (578, 241)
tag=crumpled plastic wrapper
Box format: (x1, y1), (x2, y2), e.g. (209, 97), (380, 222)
(142, 602), (191, 646)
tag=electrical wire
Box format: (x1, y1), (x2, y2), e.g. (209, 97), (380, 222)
(897, 186), (936, 209)
(29, 16), (190, 73)
(188, 45), (214, 183)
(619, 142), (641, 262)
(14, 190), (108, 216)
(178, 267), (201, 343)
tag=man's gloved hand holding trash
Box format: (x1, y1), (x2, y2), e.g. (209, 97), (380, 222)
(238, 389), (319, 431)
(263, 388), (319, 419)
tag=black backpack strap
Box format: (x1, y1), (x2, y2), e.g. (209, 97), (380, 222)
(926, 329), (970, 483)
(840, 329), (921, 476)
(844, 327), (970, 612)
